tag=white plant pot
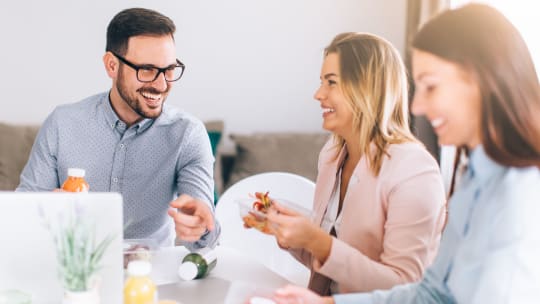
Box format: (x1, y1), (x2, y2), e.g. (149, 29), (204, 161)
(62, 288), (100, 304)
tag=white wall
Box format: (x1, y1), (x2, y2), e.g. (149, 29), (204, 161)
(0, 0), (406, 135)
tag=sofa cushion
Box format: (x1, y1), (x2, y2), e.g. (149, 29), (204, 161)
(226, 132), (330, 189)
(0, 123), (40, 190)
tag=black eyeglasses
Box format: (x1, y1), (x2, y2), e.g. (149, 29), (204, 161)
(112, 52), (185, 82)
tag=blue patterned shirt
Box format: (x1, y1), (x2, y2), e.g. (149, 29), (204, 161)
(334, 146), (540, 304)
(17, 92), (220, 249)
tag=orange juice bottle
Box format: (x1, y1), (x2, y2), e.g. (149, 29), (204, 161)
(124, 260), (157, 304)
(61, 168), (89, 192)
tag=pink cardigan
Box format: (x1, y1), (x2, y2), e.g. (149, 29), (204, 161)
(290, 140), (446, 294)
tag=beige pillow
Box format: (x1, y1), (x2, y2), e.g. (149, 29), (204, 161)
(226, 132), (330, 189)
(0, 123), (40, 190)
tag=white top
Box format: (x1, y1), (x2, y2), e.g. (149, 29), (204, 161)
(322, 167), (346, 294)
(321, 167), (345, 236)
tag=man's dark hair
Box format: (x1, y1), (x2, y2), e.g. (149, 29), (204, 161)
(106, 8), (176, 56)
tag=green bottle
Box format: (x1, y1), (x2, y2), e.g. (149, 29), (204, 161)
(177, 248), (217, 280)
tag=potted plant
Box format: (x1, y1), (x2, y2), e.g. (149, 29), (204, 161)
(39, 203), (115, 304)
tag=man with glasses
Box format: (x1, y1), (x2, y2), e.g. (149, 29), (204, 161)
(17, 8), (220, 250)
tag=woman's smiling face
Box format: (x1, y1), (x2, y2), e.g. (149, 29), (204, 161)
(411, 49), (482, 149)
(313, 52), (354, 139)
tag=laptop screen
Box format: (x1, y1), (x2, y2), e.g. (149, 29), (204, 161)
(0, 192), (123, 303)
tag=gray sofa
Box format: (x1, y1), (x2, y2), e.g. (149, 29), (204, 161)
(0, 122), (329, 195)
(0, 123), (40, 190)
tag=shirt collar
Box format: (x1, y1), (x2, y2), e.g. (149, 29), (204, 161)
(133, 117), (153, 133)
(101, 92), (154, 134)
(154, 103), (181, 126)
(467, 145), (506, 185)
(101, 93), (120, 131)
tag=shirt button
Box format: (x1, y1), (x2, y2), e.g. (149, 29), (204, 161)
(119, 144), (125, 149)
(113, 177), (118, 183)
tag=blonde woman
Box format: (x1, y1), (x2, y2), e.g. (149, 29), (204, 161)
(271, 4), (540, 304)
(263, 32), (446, 294)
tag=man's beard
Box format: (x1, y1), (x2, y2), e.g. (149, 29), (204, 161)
(116, 68), (168, 119)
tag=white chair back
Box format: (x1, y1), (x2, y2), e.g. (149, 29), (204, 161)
(215, 172), (315, 286)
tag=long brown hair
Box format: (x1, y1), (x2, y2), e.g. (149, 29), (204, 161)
(325, 32), (417, 176)
(413, 4), (540, 180)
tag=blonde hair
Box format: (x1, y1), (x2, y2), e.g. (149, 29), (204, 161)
(325, 32), (417, 175)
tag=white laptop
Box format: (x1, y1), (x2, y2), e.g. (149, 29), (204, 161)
(0, 192), (123, 304)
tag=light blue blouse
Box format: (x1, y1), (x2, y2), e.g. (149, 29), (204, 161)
(335, 146), (540, 304)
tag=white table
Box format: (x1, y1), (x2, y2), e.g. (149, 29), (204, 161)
(151, 245), (291, 304)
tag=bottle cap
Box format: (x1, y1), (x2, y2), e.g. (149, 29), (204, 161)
(127, 260), (152, 277)
(67, 168), (86, 178)
(177, 261), (198, 280)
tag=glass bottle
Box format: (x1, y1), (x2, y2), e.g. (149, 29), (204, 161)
(124, 260), (157, 304)
(61, 168), (89, 192)
(177, 247), (217, 281)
